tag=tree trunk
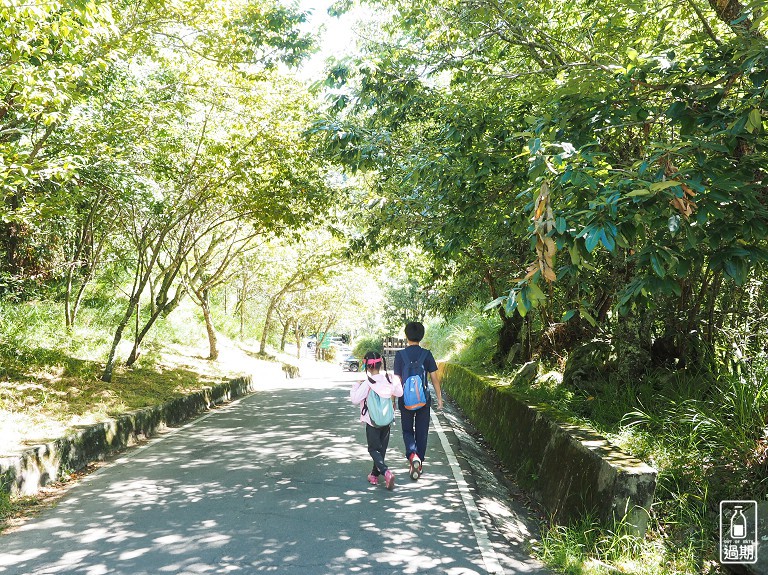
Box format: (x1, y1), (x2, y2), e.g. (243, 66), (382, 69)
(239, 274), (247, 340)
(67, 274), (91, 329)
(280, 321), (289, 352)
(103, 226), (172, 380)
(125, 290), (185, 367)
(294, 322), (302, 359)
(102, 301), (135, 382)
(259, 295), (279, 354)
(492, 308), (524, 367)
(125, 306), (160, 367)
(65, 265), (75, 330)
(201, 292), (219, 361)
(65, 196), (103, 329)
(707, 0), (763, 36)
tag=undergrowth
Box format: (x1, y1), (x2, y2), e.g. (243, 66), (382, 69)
(430, 310), (767, 575)
(0, 296), (247, 455)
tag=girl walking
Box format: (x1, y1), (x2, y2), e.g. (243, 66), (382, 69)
(350, 351), (403, 489)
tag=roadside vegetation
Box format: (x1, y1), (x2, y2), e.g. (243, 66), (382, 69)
(427, 312), (766, 574)
(0, 279), (374, 530)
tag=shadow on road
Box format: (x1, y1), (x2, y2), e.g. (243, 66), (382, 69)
(1, 374), (524, 574)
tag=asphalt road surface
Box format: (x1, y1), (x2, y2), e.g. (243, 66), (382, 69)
(0, 364), (550, 575)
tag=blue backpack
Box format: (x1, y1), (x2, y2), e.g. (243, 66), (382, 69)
(363, 386), (395, 427)
(401, 348), (430, 410)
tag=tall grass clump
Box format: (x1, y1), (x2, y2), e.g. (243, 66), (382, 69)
(537, 513), (698, 575)
(538, 362), (768, 574)
(622, 364), (768, 495)
(0, 300), (64, 352)
(426, 305), (500, 368)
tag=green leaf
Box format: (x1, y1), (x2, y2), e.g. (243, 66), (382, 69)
(666, 102), (686, 119)
(650, 180), (682, 191)
(584, 229), (600, 253)
(527, 137), (541, 154)
(626, 189), (652, 197)
(483, 296), (506, 311)
(505, 295), (518, 315)
(580, 308), (597, 327)
(569, 243), (581, 265)
(527, 282), (546, 303)
(516, 290), (529, 317)
(600, 229), (615, 251)
(724, 258), (748, 285)
(650, 253), (665, 277)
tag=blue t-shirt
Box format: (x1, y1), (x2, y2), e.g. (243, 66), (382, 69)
(393, 345), (438, 379)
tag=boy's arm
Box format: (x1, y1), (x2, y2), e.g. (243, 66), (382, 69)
(429, 370), (443, 410)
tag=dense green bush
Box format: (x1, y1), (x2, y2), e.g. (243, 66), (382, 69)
(352, 334), (384, 359)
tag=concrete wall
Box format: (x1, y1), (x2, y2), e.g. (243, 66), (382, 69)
(0, 376), (253, 498)
(439, 363), (656, 533)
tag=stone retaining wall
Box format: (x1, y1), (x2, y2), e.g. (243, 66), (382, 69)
(0, 375), (253, 498)
(439, 362), (656, 533)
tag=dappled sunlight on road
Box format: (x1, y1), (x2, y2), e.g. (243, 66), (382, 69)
(0, 370), (543, 574)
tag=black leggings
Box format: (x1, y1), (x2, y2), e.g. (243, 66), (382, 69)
(366, 424), (391, 476)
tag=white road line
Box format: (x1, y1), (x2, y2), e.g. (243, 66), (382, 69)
(433, 415), (505, 574)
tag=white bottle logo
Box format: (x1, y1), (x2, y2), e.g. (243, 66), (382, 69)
(730, 506), (747, 539)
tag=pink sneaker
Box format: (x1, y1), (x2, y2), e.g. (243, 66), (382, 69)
(384, 470), (395, 490)
(367, 473), (378, 485)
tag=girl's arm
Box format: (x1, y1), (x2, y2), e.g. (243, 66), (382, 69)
(350, 380), (369, 404)
(391, 375), (404, 397)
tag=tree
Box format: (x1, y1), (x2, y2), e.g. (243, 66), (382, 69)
(0, 2), (119, 287)
(256, 232), (346, 354)
(313, 0), (768, 371)
(94, 0), (327, 381)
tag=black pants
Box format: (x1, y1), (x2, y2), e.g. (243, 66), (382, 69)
(366, 424), (391, 476)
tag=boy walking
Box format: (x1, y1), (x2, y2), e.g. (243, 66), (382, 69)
(393, 321), (443, 480)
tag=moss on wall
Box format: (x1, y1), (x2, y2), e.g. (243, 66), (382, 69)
(439, 362), (656, 533)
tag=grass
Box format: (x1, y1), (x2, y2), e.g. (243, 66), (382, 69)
(526, 369), (766, 574)
(0, 296), (274, 531)
(426, 305), (500, 369)
(429, 310), (768, 575)
(0, 297), (265, 456)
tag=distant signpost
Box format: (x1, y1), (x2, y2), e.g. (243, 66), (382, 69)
(383, 337), (407, 367)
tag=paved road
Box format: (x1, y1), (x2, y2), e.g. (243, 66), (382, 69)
(0, 365), (549, 575)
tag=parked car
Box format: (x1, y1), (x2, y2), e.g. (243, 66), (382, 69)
(340, 355), (360, 372)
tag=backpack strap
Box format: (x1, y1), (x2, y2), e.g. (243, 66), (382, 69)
(415, 348), (430, 393)
(416, 348), (429, 368)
